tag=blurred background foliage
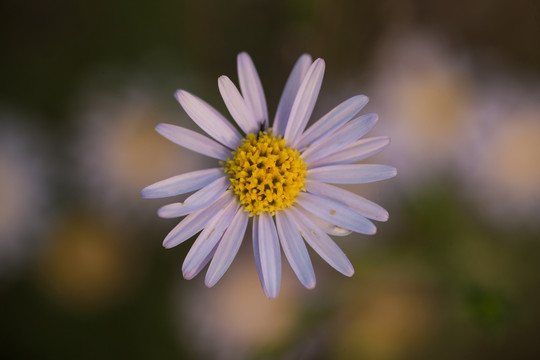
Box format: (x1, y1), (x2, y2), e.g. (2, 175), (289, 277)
(1, 0), (540, 359)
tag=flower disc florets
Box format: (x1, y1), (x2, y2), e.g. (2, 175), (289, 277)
(224, 130), (307, 216)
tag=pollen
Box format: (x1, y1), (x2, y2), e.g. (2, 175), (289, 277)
(224, 130), (307, 216)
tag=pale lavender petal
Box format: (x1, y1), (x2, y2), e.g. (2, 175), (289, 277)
(175, 90), (241, 149)
(301, 113), (378, 164)
(182, 200), (240, 279)
(158, 176), (230, 218)
(141, 168), (223, 199)
(276, 211), (315, 289)
(296, 192), (377, 235)
(158, 203), (203, 219)
(283, 59), (325, 145)
(205, 208), (249, 287)
(252, 216), (269, 296)
(257, 213), (281, 298)
(183, 246), (216, 281)
(218, 76), (259, 134)
(155, 123), (230, 160)
(308, 164), (397, 184)
(162, 191), (234, 249)
(237, 52), (268, 127)
(300, 209), (353, 236)
(288, 207), (354, 276)
(273, 54), (312, 136)
(305, 180), (389, 222)
(309, 136), (390, 168)
(294, 95), (369, 150)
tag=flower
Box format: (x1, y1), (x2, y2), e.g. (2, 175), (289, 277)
(37, 213), (136, 311)
(370, 34), (473, 188)
(177, 255), (301, 359)
(142, 52), (396, 298)
(460, 84), (540, 227)
(74, 87), (204, 219)
(0, 112), (51, 276)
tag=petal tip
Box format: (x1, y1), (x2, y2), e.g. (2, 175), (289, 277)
(305, 279), (317, 290)
(313, 58), (326, 72)
(354, 94), (369, 104)
(157, 206), (176, 218)
(162, 238), (175, 249)
(141, 187), (153, 199)
(368, 113), (379, 123)
(204, 276), (217, 288)
(182, 269), (196, 280)
(155, 123), (172, 137)
(237, 52), (251, 63)
(265, 290), (279, 299)
(174, 89), (184, 99)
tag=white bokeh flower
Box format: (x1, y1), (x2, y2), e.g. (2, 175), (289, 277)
(75, 88), (205, 219)
(0, 113), (50, 275)
(178, 255), (301, 359)
(461, 84), (540, 226)
(143, 53), (396, 298)
(370, 34), (474, 188)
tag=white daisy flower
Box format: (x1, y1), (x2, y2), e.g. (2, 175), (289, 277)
(142, 52), (396, 298)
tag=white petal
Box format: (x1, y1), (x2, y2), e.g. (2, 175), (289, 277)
(158, 176), (230, 218)
(301, 113), (378, 164)
(218, 76), (259, 134)
(182, 246), (216, 281)
(305, 180), (389, 222)
(296, 192), (377, 235)
(257, 213), (281, 298)
(301, 209), (353, 237)
(155, 123), (230, 160)
(141, 168), (223, 199)
(158, 202), (203, 219)
(284, 59), (325, 145)
(237, 52), (268, 127)
(175, 90), (242, 149)
(309, 136), (390, 168)
(205, 208), (249, 287)
(252, 216), (269, 295)
(294, 95), (369, 150)
(162, 191), (234, 249)
(276, 211), (316, 289)
(182, 200), (240, 279)
(273, 54), (312, 136)
(308, 164), (397, 184)
(288, 207), (354, 276)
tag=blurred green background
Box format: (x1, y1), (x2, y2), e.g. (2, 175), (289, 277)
(1, 0), (540, 359)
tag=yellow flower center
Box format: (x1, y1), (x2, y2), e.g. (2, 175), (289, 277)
(224, 130), (307, 216)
